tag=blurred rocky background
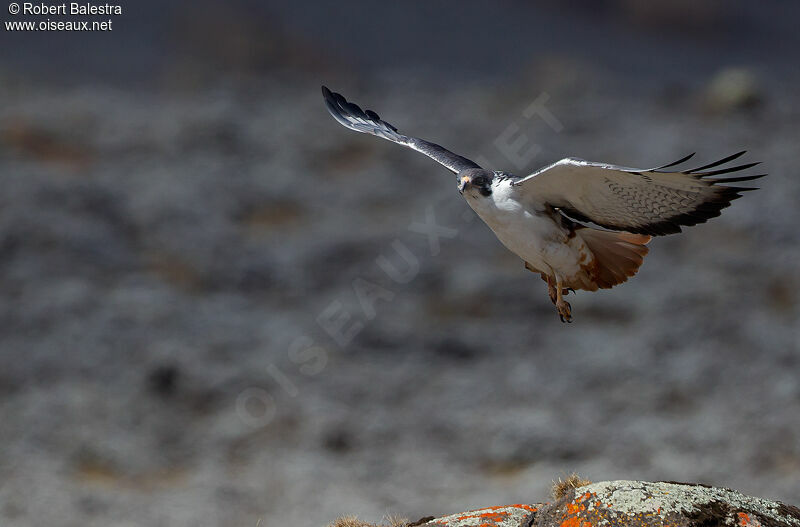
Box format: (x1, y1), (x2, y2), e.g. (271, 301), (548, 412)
(0, 1), (799, 526)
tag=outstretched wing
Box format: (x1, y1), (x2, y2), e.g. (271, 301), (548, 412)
(513, 152), (764, 235)
(322, 86), (481, 174)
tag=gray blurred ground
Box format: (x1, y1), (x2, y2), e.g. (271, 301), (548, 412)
(0, 2), (799, 526)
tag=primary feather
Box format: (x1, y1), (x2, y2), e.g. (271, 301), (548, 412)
(322, 86), (481, 174)
(513, 155), (764, 235)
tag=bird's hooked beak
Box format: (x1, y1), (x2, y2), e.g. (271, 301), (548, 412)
(458, 175), (470, 193)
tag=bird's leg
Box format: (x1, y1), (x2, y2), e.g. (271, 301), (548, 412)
(532, 266), (574, 318)
(546, 275), (558, 305)
(540, 271), (573, 302)
(555, 276), (572, 323)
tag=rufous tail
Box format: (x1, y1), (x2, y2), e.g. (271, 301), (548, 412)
(578, 229), (651, 289)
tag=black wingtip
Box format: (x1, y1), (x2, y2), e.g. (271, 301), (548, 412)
(710, 173), (767, 184)
(653, 152), (696, 171)
(332, 91), (347, 107)
(696, 161), (761, 178)
(686, 151), (748, 173)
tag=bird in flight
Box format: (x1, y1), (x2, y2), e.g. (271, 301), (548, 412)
(322, 86), (763, 322)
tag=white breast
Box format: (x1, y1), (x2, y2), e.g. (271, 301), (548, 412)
(463, 179), (575, 276)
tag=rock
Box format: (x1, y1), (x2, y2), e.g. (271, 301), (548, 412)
(332, 480), (800, 527)
(531, 481), (800, 527)
(419, 505), (537, 527)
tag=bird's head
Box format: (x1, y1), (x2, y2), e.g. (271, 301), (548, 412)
(457, 168), (494, 197)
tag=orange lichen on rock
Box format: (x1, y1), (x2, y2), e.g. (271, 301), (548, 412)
(454, 505), (522, 527)
(738, 512), (763, 527)
(559, 499), (593, 527)
(427, 504), (538, 527)
(455, 510), (507, 524)
(559, 515), (591, 527)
